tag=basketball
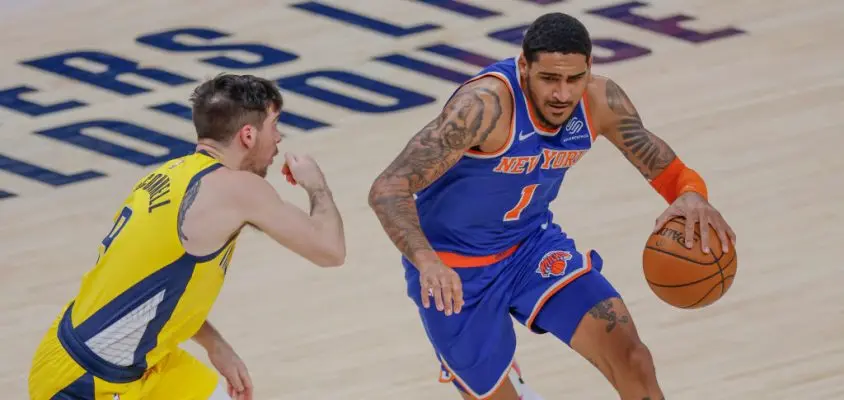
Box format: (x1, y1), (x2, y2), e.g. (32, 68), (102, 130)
(642, 217), (737, 309)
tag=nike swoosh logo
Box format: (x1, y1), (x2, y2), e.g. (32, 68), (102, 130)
(518, 130), (536, 141)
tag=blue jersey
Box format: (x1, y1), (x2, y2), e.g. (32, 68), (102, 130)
(415, 55), (597, 258)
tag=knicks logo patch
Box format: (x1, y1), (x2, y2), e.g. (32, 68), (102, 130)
(536, 250), (573, 278)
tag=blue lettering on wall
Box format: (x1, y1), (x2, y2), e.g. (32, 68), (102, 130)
(136, 27), (299, 69)
(0, 86), (87, 117)
(21, 51), (195, 96)
(149, 102), (330, 132)
(35, 120), (195, 166)
(0, 190), (14, 199)
(413, 0), (500, 19)
(0, 153), (105, 193)
(488, 24), (651, 64)
(276, 70), (435, 113)
(291, 2), (440, 37)
(587, 1), (745, 43)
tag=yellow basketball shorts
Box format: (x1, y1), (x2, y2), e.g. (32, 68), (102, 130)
(28, 309), (220, 400)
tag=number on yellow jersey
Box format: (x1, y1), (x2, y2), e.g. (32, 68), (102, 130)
(100, 206), (133, 256)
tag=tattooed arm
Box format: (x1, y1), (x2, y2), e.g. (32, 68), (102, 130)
(592, 76), (736, 252)
(592, 76), (676, 181)
(368, 77), (508, 268)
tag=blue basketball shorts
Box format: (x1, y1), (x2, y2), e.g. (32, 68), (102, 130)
(402, 223), (620, 399)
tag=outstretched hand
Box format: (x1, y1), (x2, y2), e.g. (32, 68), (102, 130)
(654, 192), (736, 254)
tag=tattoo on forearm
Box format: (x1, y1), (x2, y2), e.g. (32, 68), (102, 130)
(605, 79), (675, 180)
(369, 189), (431, 261)
(177, 180), (201, 240)
(587, 299), (630, 333)
(369, 84), (503, 260)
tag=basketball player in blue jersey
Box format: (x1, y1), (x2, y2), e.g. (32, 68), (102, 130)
(369, 12), (736, 400)
(28, 74), (346, 400)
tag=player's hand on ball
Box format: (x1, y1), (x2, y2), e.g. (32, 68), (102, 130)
(207, 340), (253, 400)
(419, 260), (464, 316)
(281, 152), (327, 192)
(654, 192), (736, 254)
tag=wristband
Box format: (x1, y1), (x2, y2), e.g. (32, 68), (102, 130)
(650, 157), (708, 203)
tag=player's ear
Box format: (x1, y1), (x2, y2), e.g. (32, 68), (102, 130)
(236, 124), (258, 149)
(518, 52), (528, 75)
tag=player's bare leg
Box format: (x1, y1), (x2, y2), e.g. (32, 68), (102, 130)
(569, 297), (663, 400)
(456, 361), (545, 400)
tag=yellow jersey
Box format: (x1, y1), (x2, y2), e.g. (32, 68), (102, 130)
(56, 150), (239, 382)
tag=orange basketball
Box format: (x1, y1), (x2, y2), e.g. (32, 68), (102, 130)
(642, 217), (737, 309)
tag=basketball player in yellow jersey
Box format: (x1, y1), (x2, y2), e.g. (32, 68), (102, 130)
(28, 74), (346, 400)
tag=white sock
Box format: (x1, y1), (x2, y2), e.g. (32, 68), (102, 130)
(509, 361), (545, 400)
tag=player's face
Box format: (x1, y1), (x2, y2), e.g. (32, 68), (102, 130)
(520, 52), (591, 128)
(242, 108), (282, 178)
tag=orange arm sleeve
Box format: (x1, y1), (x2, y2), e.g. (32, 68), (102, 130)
(649, 157), (708, 204)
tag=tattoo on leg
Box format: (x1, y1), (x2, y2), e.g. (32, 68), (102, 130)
(587, 299), (630, 333)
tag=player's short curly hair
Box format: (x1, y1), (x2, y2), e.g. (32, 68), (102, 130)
(522, 12), (592, 63)
(189, 73), (283, 143)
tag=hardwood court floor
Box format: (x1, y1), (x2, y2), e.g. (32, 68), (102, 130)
(1, 0), (842, 398)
